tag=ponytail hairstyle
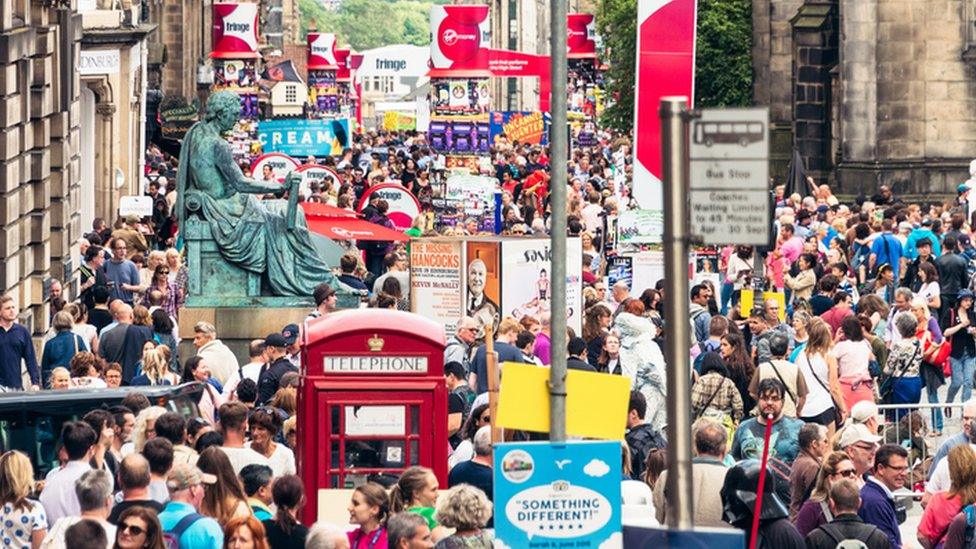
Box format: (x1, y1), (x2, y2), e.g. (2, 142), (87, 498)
(389, 466), (435, 514)
(355, 482), (390, 526)
(271, 475), (305, 536)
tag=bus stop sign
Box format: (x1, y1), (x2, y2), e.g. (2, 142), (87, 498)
(688, 108), (771, 246)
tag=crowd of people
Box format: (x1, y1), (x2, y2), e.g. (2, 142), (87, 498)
(8, 124), (976, 548)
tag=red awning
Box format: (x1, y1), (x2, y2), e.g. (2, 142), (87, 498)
(300, 202), (357, 218)
(305, 216), (410, 242)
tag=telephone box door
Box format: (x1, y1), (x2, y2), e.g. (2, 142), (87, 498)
(315, 389), (435, 488)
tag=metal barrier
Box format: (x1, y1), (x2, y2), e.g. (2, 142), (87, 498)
(874, 402), (967, 492)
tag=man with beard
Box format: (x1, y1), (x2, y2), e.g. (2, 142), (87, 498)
(731, 378), (805, 465)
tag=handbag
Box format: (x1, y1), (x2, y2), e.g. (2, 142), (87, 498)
(935, 309), (957, 377)
(879, 341), (921, 402)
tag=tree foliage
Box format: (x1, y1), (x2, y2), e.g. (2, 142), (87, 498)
(297, 0), (450, 51)
(596, 0), (753, 133)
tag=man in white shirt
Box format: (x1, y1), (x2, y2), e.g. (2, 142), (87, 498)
(217, 402), (269, 474)
(372, 253), (410, 296)
(40, 421), (97, 526)
(193, 321), (239, 386)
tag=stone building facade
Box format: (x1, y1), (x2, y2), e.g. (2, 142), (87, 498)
(0, 0), (81, 331)
(753, 0), (976, 197)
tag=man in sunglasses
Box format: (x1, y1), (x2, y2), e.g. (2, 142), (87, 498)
(839, 424), (881, 481)
(858, 444), (908, 549)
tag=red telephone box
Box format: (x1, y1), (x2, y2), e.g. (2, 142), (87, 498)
(299, 309), (447, 521)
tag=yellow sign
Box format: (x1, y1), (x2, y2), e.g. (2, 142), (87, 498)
(495, 362), (632, 440)
(739, 290), (787, 322)
(382, 111), (416, 131)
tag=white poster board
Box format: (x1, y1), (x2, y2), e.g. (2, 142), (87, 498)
(631, 250), (665, 293)
(500, 238), (583, 334)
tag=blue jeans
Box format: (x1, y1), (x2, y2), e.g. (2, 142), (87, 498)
(720, 282), (734, 315)
(927, 386), (943, 432)
(947, 353), (976, 404)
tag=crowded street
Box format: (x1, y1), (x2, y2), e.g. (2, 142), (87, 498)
(4, 0), (976, 548)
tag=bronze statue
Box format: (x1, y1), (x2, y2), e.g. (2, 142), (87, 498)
(176, 91), (337, 297)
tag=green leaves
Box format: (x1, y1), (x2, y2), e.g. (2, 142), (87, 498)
(297, 0), (453, 51)
(595, 0), (753, 133)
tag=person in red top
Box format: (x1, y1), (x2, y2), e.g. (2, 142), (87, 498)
(522, 169), (549, 213)
(918, 444), (976, 548)
(821, 291), (854, 335)
(347, 483), (390, 549)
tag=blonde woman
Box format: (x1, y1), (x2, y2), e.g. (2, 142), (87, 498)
(130, 346), (179, 386)
(139, 251), (166, 296)
(796, 318), (847, 438)
(48, 367), (70, 390)
(433, 485), (493, 548)
(124, 406), (167, 457)
(0, 451), (46, 549)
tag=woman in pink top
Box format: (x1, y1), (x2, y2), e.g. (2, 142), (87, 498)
(347, 483), (389, 549)
(833, 316), (875, 411)
(918, 444), (976, 548)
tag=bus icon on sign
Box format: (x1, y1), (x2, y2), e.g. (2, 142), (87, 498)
(693, 121), (765, 147)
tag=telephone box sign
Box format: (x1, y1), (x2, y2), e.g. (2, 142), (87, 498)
(324, 356), (430, 374)
(211, 2), (259, 59)
(307, 32), (338, 69)
(567, 13), (597, 58)
(430, 4), (491, 77)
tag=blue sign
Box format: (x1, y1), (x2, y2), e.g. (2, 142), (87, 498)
(494, 440), (622, 549)
(257, 118), (350, 157)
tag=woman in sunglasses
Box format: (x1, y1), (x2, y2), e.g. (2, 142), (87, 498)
(793, 451), (859, 537)
(113, 505), (165, 549)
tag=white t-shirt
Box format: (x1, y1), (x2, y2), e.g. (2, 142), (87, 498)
(219, 446), (270, 475)
(796, 351), (833, 416)
(919, 281), (941, 305)
(927, 444), (976, 494)
(245, 442), (296, 477)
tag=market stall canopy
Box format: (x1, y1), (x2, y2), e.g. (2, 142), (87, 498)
(301, 202), (410, 242)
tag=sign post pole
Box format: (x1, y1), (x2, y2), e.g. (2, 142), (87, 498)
(548, 0), (569, 444)
(660, 97), (694, 530)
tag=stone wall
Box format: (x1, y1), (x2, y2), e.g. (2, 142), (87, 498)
(158, 0), (203, 100)
(753, 0), (804, 124)
(0, 0), (81, 332)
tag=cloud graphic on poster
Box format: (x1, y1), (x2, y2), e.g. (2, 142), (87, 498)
(493, 541), (513, 549)
(583, 458), (610, 478)
(598, 532), (623, 549)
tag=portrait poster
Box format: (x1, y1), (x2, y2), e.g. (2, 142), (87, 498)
(409, 239), (465, 335)
(500, 238), (582, 334)
(449, 81), (469, 108)
(465, 240), (501, 337)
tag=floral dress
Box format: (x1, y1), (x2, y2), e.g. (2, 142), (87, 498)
(0, 499), (46, 548)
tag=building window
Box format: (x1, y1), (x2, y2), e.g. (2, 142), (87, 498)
(285, 84), (296, 103)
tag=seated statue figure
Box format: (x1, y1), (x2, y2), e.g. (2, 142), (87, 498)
(176, 91), (337, 296)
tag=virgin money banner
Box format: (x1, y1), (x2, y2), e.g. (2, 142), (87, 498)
(567, 13), (597, 58)
(430, 4), (491, 77)
(307, 33), (338, 70)
(211, 2), (259, 59)
(335, 48), (351, 80)
(632, 0), (697, 241)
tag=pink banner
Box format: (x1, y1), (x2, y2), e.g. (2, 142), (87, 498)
(335, 48), (351, 81)
(632, 0), (697, 213)
(211, 2), (259, 59)
(307, 33), (338, 70)
(567, 13), (597, 58)
(429, 4), (491, 77)
(487, 48), (551, 113)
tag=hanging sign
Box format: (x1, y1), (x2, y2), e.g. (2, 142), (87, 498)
(429, 4), (491, 77)
(257, 119), (351, 157)
(307, 32), (338, 70)
(567, 13), (597, 58)
(250, 153), (300, 183)
(357, 183), (422, 230)
(489, 111), (551, 146)
(211, 2), (259, 59)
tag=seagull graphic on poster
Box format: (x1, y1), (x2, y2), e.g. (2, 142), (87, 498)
(555, 460), (571, 470)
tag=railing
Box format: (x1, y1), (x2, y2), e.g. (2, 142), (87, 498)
(874, 402), (966, 497)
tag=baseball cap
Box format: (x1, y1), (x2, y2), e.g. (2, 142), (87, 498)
(125, 214), (140, 224)
(166, 463), (216, 492)
(839, 423), (882, 449)
(265, 333), (288, 348)
(849, 401), (879, 425)
(282, 324), (300, 345)
(960, 289), (976, 301)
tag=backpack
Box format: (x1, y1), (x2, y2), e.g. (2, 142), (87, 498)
(163, 512), (203, 549)
(963, 503), (976, 548)
(817, 523), (869, 549)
